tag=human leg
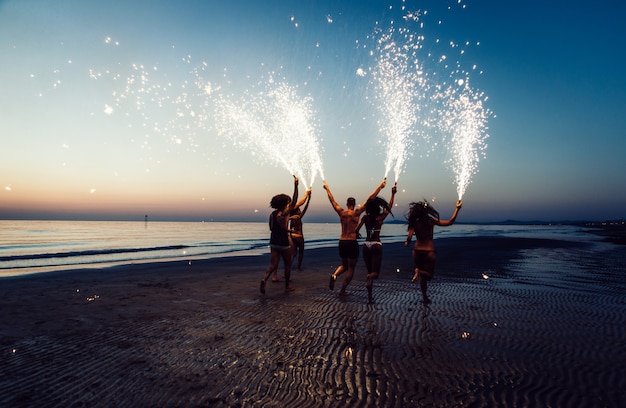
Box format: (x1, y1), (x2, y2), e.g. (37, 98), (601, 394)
(293, 236), (305, 270)
(419, 277), (430, 303)
(363, 244), (374, 301)
(329, 243), (345, 290)
(280, 249), (295, 292)
(414, 250), (435, 303)
(366, 245), (382, 302)
(362, 244), (372, 273)
(411, 249), (420, 282)
(338, 240), (359, 296)
(262, 249), (281, 293)
(331, 240), (350, 290)
(329, 265), (342, 290)
(339, 257), (357, 296)
(271, 249), (281, 282)
(368, 244), (382, 280)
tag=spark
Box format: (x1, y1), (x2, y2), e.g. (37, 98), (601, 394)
(436, 77), (491, 200)
(214, 80), (324, 188)
(369, 5), (491, 195)
(370, 17), (431, 183)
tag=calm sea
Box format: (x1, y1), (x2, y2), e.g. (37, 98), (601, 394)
(0, 220), (597, 277)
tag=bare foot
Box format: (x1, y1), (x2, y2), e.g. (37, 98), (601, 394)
(412, 269), (420, 283)
(338, 291), (351, 297)
(329, 274), (336, 290)
(271, 278), (281, 283)
(285, 286), (295, 292)
(260, 280), (266, 294)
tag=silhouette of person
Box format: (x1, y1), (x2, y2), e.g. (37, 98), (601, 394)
(261, 176), (311, 294)
(323, 178), (387, 296)
(289, 190), (311, 271)
(405, 199), (462, 304)
(356, 182), (397, 302)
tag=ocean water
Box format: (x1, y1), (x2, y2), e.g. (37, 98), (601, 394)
(0, 220), (598, 277)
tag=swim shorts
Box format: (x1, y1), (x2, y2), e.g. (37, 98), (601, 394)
(338, 239), (359, 259)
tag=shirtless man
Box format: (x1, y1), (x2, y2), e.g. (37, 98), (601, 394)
(323, 178), (387, 296)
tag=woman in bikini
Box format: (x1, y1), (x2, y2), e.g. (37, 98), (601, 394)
(357, 182), (397, 302)
(289, 190), (311, 271)
(405, 199), (462, 304)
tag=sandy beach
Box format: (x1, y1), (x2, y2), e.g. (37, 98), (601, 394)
(1, 232), (625, 407)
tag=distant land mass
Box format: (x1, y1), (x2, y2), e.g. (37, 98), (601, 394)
(385, 219), (623, 226)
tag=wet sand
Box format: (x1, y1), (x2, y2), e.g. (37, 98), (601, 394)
(1, 234), (625, 407)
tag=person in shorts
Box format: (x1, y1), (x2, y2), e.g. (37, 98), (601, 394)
(323, 178), (387, 296)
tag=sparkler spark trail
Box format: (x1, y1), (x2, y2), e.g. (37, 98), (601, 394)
(213, 81), (324, 189)
(90, 45), (326, 187)
(86, 2), (490, 199)
(369, 3), (492, 198)
(437, 77), (490, 200)
(370, 23), (430, 183)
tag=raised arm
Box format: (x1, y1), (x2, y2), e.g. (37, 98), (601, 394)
(405, 225), (414, 247)
(382, 182), (397, 221)
(356, 214), (365, 239)
(436, 200), (463, 227)
(297, 190), (312, 217)
(356, 178), (387, 214)
(323, 182), (343, 214)
(294, 188), (311, 210)
(288, 176), (299, 212)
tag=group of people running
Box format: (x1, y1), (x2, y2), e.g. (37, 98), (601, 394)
(260, 176), (462, 304)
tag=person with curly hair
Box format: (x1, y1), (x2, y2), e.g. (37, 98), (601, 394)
(261, 176), (311, 294)
(405, 199), (462, 304)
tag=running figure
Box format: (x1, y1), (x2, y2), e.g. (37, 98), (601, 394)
(356, 182), (397, 302)
(261, 176), (311, 294)
(323, 178), (387, 296)
(405, 199), (462, 304)
(289, 190), (311, 271)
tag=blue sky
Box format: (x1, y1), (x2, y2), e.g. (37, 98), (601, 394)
(1, 0), (625, 222)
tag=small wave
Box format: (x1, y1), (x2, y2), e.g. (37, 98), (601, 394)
(0, 245), (189, 262)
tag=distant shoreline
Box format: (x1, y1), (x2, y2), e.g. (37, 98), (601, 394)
(582, 223), (626, 245)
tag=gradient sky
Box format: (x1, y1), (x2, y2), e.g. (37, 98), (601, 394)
(1, 0), (625, 223)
